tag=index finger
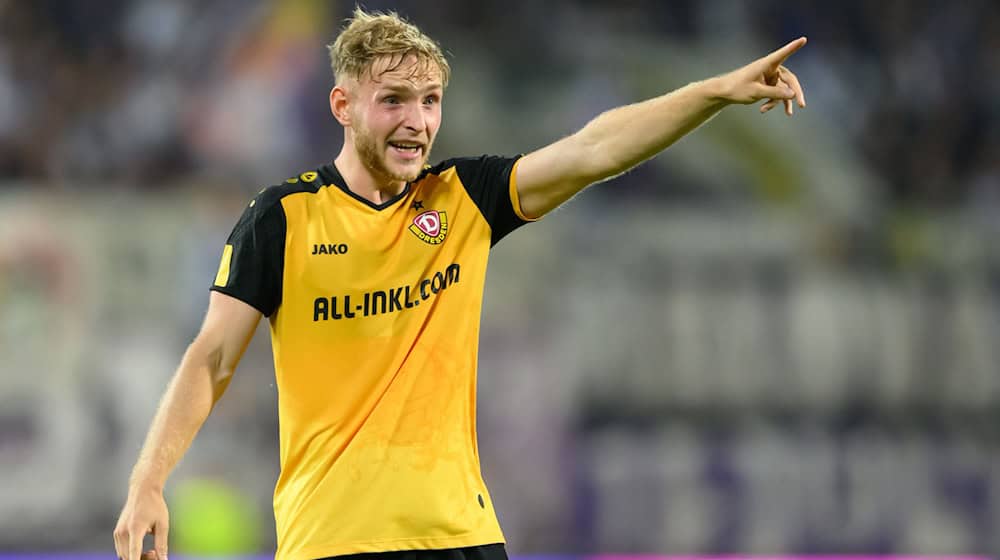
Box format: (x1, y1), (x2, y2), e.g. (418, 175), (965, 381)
(153, 520), (169, 560)
(762, 37), (807, 67)
(128, 530), (143, 560)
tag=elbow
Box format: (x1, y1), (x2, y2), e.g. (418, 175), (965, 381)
(204, 345), (235, 390)
(183, 339), (235, 395)
(572, 128), (623, 185)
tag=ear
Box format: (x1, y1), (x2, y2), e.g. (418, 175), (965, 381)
(330, 85), (351, 126)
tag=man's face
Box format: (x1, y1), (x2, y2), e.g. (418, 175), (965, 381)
(348, 55), (443, 183)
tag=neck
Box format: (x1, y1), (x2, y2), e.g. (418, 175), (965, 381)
(334, 147), (407, 205)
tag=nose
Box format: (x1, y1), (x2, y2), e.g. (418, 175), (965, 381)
(401, 101), (426, 133)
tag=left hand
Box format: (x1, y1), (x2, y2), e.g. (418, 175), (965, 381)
(715, 37), (807, 116)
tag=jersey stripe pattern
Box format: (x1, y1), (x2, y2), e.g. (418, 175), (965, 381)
(210, 155), (533, 560)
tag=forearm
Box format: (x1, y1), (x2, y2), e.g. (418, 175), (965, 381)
(515, 39), (804, 217)
(128, 344), (232, 491)
(574, 77), (729, 182)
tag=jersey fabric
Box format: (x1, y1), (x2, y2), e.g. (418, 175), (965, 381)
(210, 155), (536, 560)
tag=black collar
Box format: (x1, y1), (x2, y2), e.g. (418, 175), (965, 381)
(318, 163), (411, 211)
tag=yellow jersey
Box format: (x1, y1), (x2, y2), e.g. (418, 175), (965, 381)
(210, 155), (535, 560)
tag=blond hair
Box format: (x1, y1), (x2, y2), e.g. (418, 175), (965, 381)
(328, 8), (450, 88)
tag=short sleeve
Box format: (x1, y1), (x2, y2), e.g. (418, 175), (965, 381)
(450, 154), (536, 246)
(209, 196), (286, 317)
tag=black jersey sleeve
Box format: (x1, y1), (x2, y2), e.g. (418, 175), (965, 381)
(448, 154), (536, 246)
(210, 192), (286, 317)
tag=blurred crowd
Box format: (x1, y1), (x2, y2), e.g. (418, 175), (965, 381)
(1, 0), (999, 555)
(752, 0), (1000, 209)
(1, 0), (998, 212)
(0, 0), (334, 187)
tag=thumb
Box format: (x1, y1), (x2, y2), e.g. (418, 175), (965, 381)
(153, 520), (169, 560)
(754, 83), (795, 101)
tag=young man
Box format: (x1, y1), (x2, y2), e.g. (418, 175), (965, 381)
(113, 9), (806, 560)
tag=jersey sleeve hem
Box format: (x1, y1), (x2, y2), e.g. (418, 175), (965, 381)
(209, 285), (272, 317)
(508, 157), (542, 222)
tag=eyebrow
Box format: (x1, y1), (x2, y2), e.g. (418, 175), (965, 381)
(379, 83), (443, 94)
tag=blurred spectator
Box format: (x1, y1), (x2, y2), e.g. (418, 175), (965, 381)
(2, 0), (998, 554)
(0, 0), (995, 211)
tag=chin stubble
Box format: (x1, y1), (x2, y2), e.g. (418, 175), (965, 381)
(356, 129), (430, 183)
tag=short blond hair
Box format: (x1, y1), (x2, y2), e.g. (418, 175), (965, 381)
(328, 8), (450, 88)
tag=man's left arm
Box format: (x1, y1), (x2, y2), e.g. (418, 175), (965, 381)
(514, 37), (807, 219)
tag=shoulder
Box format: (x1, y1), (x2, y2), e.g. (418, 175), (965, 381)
(416, 157), (470, 181)
(417, 155), (522, 184)
(248, 168), (327, 213)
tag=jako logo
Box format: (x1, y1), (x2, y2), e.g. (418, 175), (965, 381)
(312, 243), (348, 255)
(409, 210), (448, 245)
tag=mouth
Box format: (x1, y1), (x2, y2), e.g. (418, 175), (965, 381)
(387, 141), (424, 160)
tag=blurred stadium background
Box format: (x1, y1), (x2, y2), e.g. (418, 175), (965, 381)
(1, 0), (998, 555)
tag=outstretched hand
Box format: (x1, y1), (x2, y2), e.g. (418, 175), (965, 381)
(716, 37), (807, 116)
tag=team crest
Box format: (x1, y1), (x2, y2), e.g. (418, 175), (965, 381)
(409, 210), (448, 245)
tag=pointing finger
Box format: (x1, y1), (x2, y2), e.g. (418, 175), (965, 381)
(762, 37), (807, 68)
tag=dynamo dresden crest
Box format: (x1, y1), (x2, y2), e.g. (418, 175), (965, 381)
(409, 210), (448, 245)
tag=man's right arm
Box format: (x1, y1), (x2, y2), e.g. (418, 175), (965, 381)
(513, 38), (807, 219)
(113, 291), (262, 560)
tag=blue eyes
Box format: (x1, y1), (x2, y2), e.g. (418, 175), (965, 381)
(382, 96), (439, 105)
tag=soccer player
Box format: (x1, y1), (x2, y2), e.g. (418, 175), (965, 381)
(113, 9), (806, 560)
